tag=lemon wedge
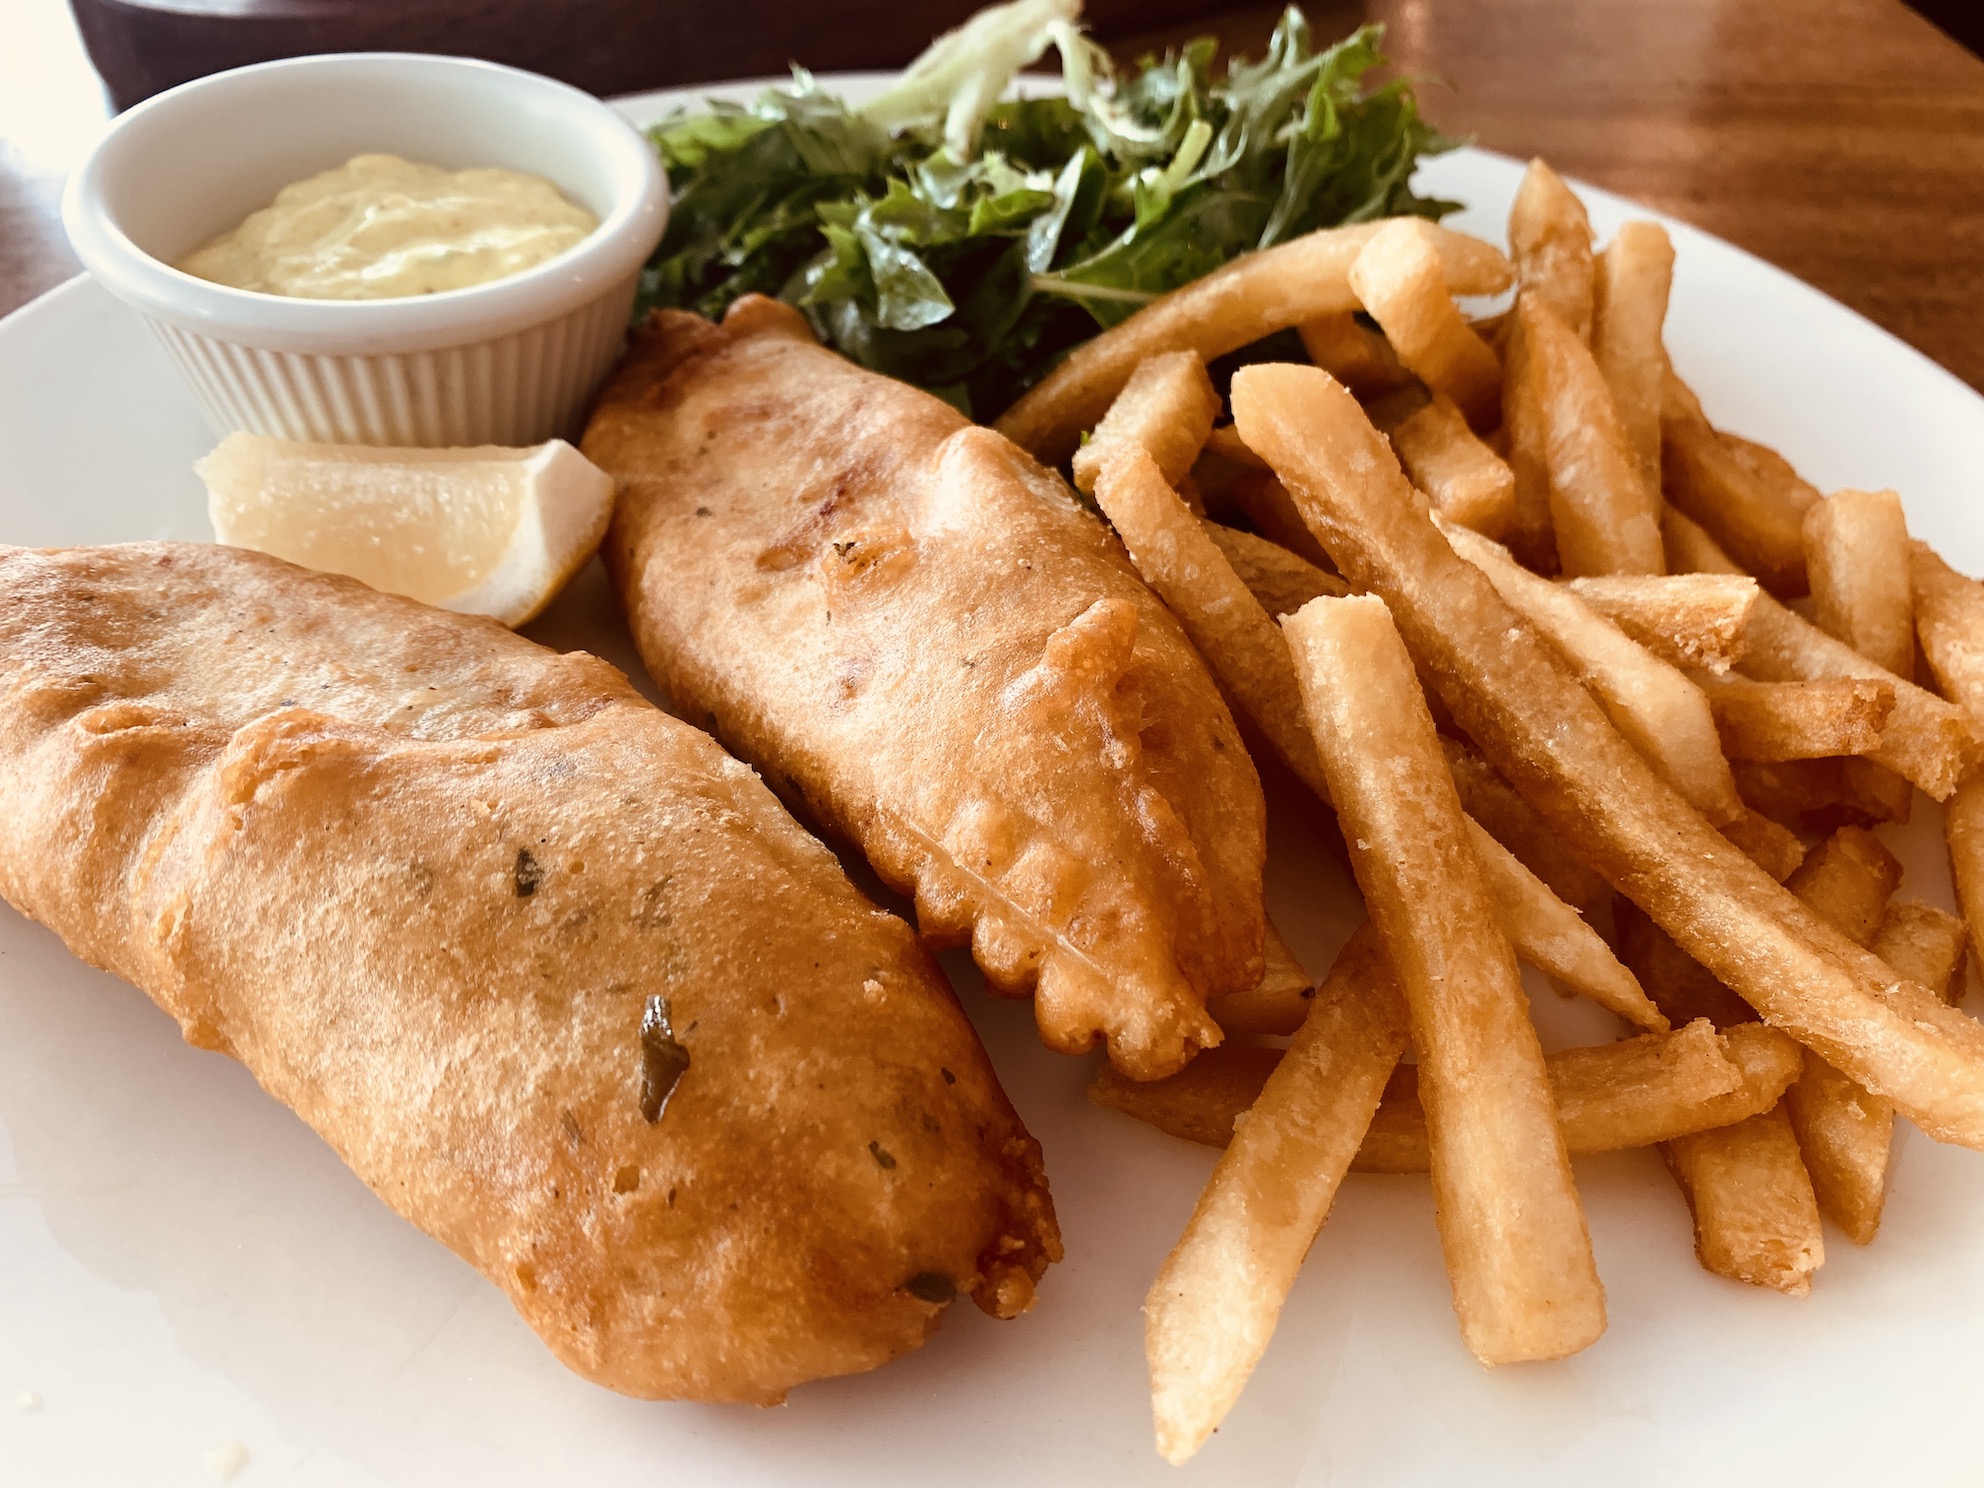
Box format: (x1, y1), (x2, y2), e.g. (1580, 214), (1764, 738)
(196, 433), (615, 627)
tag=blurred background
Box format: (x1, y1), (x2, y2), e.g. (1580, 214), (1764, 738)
(3, 0), (1981, 384)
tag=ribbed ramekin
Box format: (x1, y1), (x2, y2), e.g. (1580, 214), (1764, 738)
(62, 53), (668, 448)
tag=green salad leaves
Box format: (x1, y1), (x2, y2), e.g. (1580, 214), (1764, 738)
(636, 0), (1458, 419)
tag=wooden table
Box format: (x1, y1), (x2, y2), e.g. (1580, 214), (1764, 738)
(5, 0), (1983, 391)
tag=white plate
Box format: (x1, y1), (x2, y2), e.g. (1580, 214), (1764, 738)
(5, 74), (1984, 1488)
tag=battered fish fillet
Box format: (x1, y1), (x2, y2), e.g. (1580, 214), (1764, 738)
(585, 298), (1267, 1080)
(0, 542), (1058, 1405)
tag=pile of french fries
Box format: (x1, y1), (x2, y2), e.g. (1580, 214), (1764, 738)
(997, 159), (1984, 1465)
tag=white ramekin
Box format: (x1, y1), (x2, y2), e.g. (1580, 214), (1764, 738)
(62, 53), (668, 448)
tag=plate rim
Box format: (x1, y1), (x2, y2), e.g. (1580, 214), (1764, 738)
(6, 65), (1984, 1488)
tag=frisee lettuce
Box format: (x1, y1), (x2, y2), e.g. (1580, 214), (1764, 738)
(636, 1), (1459, 420)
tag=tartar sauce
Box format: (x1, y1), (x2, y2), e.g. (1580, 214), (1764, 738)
(178, 153), (599, 299)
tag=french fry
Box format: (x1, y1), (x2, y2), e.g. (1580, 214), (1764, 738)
(1843, 759), (1915, 823)
(1509, 159), (1596, 341)
(1208, 921), (1316, 1036)
(1661, 372), (1809, 596)
(1785, 826), (1902, 946)
(1913, 546), (1984, 977)
(1388, 393), (1518, 539)
(1348, 219), (1503, 428)
(1443, 519), (1743, 824)
(1145, 922), (1408, 1464)
(1071, 350), (1221, 496)
(1520, 295), (1665, 576)
(1469, 307), (1511, 345)
(1231, 361), (1984, 1149)
(1092, 446), (1340, 805)
(1663, 1110), (1824, 1296)
(1202, 521), (1346, 619)
(1780, 829), (1903, 1244)
(1945, 777), (1984, 975)
(1499, 291), (1558, 572)
(1422, 369), (1935, 1264)
(1873, 900), (1969, 1008)
(1295, 309), (1414, 398)
(1784, 1056), (1892, 1246)
(1190, 432), (1255, 527)
(1233, 472), (1334, 568)
(1491, 858), (1657, 1028)
(1443, 736), (1609, 911)
(1591, 221), (1674, 498)
(1663, 503), (1748, 578)
(1733, 757), (1914, 831)
(1802, 488), (1913, 677)
(1613, 900), (1759, 1028)
(1361, 384), (1433, 433)
(1700, 676), (1895, 762)
(1095, 1018), (1802, 1170)
(1563, 573), (1759, 673)
(996, 221), (1513, 464)
(1613, 897), (1823, 1291)
(1725, 434), (1823, 515)
(1740, 591), (1977, 799)
(1613, 895), (1813, 1289)
(1202, 461), (1334, 569)
(1718, 808), (1809, 883)
(1627, 1024), (1793, 1153)
(1092, 1042), (1284, 1149)
(1467, 817), (1665, 1031)
(1732, 760), (1829, 827)
(1203, 422), (1267, 472)
(1098, 451), (1658, 1027)
(1284, 592), (1606, 1365)
(1198, 420), (1261, 472)
(1358, 1021), (1803, 1173)
(1910, 540), (1984, 717)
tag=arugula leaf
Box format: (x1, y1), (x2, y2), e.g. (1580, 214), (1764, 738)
(636, 2), (1460, 420)
(856, 224), (955, 331)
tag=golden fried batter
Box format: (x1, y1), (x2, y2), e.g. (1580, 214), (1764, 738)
(585, 298), (1267, 1079)
(0, 542), (1058, 1404)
